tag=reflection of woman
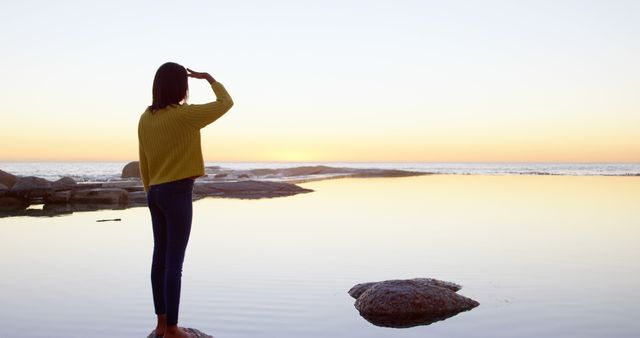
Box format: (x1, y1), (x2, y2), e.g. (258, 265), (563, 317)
(138, 62), (233, 338)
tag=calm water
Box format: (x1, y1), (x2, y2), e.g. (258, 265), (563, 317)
(0, 175), (639, 337)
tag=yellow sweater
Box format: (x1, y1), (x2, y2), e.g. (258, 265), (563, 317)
(138, 81), (233, 192)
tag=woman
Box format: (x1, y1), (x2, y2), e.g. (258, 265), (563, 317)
(138, 62), (233, 338)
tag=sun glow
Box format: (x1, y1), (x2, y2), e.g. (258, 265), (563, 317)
(0, 1), (638, 162)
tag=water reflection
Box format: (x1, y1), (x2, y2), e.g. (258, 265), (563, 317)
(361, 312), (465, 328)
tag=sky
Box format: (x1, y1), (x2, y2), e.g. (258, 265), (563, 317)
(1, 0), (638, 162)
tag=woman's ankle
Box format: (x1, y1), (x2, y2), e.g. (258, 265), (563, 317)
(155, 314), (167, 334)
(165, 324), (180, 333)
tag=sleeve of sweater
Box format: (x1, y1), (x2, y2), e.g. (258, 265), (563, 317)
(179, 81), (234, 129)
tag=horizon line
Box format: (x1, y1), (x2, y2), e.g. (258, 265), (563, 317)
(1, 160), (639, 164)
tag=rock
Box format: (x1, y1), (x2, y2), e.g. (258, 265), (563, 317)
(14, 204), (73, 217)
(102, 180), (143, 191)
(2, 165), (430, 218)
(350, 278), (479, 328)
(122, 161), (141, 178)
(352, 169), (431, 178)
(46, 190), (73, 204)
(127, 191), (148, 206)
(193, 180), (313, 199)
(11, 176), (53, 200)
(0, 196), (28, 212)
(242, 165), (429, 180)
(52, 177), (77, 190)
(250, 168), (279, 176)
(72, 182), (103, 190)
(0, 169), (17, 189)
(71, 188), (129, 204)
(43, 203), (73, 214)
(146, 328), (213, 338)
(349, 278), (462, 299)
(11, 176), (52, 192)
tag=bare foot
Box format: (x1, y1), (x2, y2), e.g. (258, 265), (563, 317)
(164, 326), (194, 338)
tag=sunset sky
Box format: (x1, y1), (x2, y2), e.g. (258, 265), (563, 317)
(1, 0), (638, 162)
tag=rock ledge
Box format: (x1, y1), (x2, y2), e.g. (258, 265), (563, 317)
(146, 328), (212, 338)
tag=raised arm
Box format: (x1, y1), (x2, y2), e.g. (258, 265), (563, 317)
(179, 68), (234, 129)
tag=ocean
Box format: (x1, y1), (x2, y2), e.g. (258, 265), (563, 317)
(1, 161), (639, 182)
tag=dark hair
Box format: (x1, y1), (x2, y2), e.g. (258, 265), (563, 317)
(148, 62), (188, 112)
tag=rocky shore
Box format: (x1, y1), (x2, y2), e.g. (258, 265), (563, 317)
(0, 162), (428, 217)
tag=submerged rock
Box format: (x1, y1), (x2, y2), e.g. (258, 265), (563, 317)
(350, 278), (479, 328)
(122, 161), (141, 178)
(146, 328), (213, 338)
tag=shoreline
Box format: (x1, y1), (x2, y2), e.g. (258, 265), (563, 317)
(0, 164), (430, 218)
(2, 162), (639, 218)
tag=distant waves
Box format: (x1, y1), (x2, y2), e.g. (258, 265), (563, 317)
(0, 162), (638, 182)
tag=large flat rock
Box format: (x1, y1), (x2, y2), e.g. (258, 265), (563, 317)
(146, 328), (213, 338)
(205, 165), (430, 182)
(193, 180), (312, 199)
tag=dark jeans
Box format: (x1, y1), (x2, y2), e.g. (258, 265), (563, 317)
(147, 178), (194, 325)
